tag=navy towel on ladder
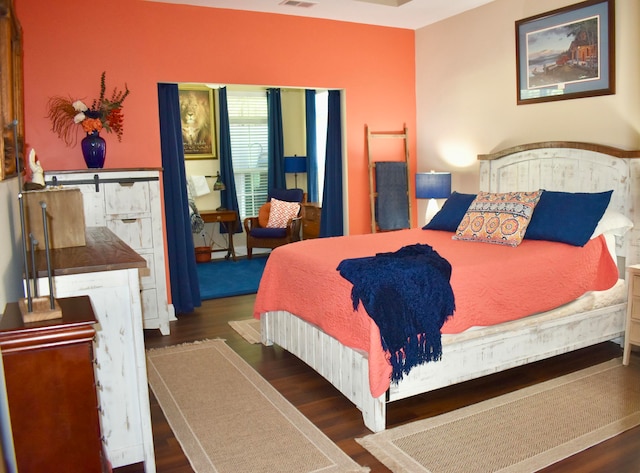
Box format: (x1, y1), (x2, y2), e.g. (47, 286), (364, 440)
(375, 161), (409, 230)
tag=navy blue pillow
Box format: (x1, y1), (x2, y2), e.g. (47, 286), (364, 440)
(270, 188), (304, 203)
(524, 190), (613, 246)
(423, 192), (476, 232)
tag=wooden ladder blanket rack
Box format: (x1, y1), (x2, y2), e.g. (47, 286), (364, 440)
(366, 124), (411, 233)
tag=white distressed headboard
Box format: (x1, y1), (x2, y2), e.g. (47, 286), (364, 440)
(478, 142), (640, 267)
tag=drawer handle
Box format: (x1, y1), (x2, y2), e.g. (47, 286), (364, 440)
(120, 218), (137, 223)
(119, 182), (135, 187)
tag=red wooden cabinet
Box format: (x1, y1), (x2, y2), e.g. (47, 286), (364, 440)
(0, 296), (104, 472)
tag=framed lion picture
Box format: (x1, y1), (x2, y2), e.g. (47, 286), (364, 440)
(178, 85), (216, 159)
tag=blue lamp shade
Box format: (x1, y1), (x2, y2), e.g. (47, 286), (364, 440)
(415, 172), (451, 199)
(284, 156), (307, 174)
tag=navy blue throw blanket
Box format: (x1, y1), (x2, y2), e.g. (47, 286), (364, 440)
(337, 244), (455, 384)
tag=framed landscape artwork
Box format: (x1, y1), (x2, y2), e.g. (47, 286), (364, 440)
(516, 0), (615, 105)
(178, 85), (217, 159)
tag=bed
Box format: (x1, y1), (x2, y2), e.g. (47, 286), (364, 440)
(255, 142), (640, 432)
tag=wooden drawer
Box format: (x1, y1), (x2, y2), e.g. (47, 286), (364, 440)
(302, 220), (320, 240)
(141, 288), (158, 324)
(104, 181), (151, 215)
(302, 204), (321, 240)
(138, 251), (155, 289)
(303, 205), (321, 220)
(632, 297), (640, 321)
(633, 275), (640, 297)
(75, 184), (107, 226)
(107, 217), (153, 250)
(628, 319), (640, 344)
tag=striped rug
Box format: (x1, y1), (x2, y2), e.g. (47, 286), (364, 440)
(358, 359), (640, 473)
(147, 339), (367, 473)
(228, 318), (261, 344)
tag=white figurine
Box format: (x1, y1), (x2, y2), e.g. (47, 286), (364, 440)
(24, 148), (45, 191)
(29, 149), (44, 187)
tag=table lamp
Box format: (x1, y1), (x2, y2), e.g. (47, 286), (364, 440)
(213, 171), (226, 191)
(415, 171), (451, 225)
(284, 156), (307, 188)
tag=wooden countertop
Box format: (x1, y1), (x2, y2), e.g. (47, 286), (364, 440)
(0, 295), (96, 339)
(45, 167), (163, 174)
(199, 209), (238, 223)
(30, 227), (146, 278)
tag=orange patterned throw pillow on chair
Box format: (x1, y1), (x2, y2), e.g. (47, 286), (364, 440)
(266, 198), (300, 228)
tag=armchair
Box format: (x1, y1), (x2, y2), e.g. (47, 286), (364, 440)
(244, 188), (305, 259)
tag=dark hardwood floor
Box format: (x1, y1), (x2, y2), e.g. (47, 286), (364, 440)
(117, 294), (640, 473)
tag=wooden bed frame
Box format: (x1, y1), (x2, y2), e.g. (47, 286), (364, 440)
(261, 142), (640, 432)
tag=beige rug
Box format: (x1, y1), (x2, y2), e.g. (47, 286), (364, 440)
(228, 318), (261, 344)
(358, 359), (640, 473)
(147, 339), (367, 473)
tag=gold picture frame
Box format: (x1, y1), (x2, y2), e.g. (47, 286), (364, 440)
(178, 85), (216, 159)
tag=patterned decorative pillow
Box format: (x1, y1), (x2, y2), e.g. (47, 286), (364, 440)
(453, 190), (542, 246)
(266, 198), (300, 228)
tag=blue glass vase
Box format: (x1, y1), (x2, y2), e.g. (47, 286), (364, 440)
(81, 131), (106, 168)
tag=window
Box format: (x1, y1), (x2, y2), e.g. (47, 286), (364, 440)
(314, 90), (328, 204)
(227, 91), (269, 220)
(227, 89), (330, 216)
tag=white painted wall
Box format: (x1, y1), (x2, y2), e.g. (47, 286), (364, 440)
(414, 0), (640, 209)
(0, 177), (23, 310)
(0, 177), (21, 473)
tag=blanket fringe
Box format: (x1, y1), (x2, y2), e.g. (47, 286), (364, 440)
(145, 337), (226, 353)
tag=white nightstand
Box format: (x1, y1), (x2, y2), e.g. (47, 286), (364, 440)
(623, 264), (640, 365)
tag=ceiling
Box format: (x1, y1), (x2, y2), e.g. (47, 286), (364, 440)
(147, 0), (497, 30)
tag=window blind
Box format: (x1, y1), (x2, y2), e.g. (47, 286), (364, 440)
(227, 91), (269, 220)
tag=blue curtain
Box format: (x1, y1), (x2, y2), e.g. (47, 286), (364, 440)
(217, 87), (242, 234)
(267, 88), (286, 191)
(305, 89), (318, 203)
(157, 83), (201, 313)
(319, 90), (344, 238)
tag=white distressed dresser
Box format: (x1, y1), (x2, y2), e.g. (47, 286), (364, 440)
(44, 168), (175, 335)
(28, 227), (156, 472)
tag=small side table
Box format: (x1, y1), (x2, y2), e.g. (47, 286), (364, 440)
(302, 203), (321, 239)
(200, 210), (239, 261)
(623, 264), (640, 365)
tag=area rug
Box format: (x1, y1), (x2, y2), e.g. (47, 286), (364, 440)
(147, 339), (368, 473)
(197, 255), (268, 300)
(357, 359), (640, 473)
(228, 318), (261, 344)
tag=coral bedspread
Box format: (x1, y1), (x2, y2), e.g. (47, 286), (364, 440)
(253, 228), (618, 398)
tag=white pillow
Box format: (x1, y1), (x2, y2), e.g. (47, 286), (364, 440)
(590, 210), (633, 239)
(590, 210), (633, 263)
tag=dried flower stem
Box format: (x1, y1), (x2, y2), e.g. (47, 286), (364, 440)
(46, 96), (80, 146)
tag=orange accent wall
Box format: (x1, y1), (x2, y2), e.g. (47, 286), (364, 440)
(15, 0), (416, 235)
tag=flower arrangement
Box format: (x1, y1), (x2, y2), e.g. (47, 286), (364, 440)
(47, 72), (130, 146)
